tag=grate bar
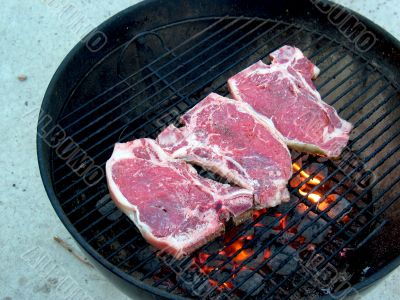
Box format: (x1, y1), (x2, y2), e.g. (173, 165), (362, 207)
(65, 189), (105, 215)
(352, 91), (398, 130)
(59, 17), (230, 122)
(118, 245), (157, 269)
(312, 44), (339, 64)
(321, 63), (370, 101)
(315, 57), (353, 89)
(60, 18), (253, 138)
(355, 112), (400, 154)
(97, 225), (134, 252)
(72, 196), (114, 225)
(85, 214), (125, 241)
(339, 80), (389, 115)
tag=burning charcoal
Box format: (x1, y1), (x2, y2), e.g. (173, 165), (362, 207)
(318, 194), (352, 220)
(292, 161), (327, 187)
(246, 251), (266, 269)
(302, 163), (328, 185)
(254, 226), (278, 242)
(289, 172), (304, 189)
(296, 203), (309, 216)
(297, 210), (329, 244)
(178, 271), (213, 297)
(232, 269), (265, 296)
(205, 258), (234, 272)
(275, 201), (294, 214)
(206, 241), (224, 254)
(209, 270), (231, 284)
(258, 215), (278, 227)
(136, 248), (161, 273)
(277, 231), (295, 244)
(268, 245), (299, 276)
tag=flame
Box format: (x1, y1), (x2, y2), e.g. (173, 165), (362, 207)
(209, 279), (234, 290)
(308, 193), (321, 203)
(292, 163), (322, 185)
(235, 249), (254, 262)
(223, 237), (254, 263)
(298, 187), (321, 204)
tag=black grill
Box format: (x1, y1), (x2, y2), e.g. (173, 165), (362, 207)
(38, 1), (400, 299)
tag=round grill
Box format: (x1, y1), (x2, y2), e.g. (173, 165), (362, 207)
(38, 1), (400, 299)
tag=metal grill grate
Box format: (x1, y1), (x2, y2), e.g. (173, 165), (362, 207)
(48, 17), (400, 299)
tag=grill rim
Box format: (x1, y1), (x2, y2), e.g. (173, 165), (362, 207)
(37, 0), (400, 299)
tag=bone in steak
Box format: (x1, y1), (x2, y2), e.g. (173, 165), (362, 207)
(228, 45), (353, 158)
(156, 93), (292, 209)
(106, 138), (254, 257)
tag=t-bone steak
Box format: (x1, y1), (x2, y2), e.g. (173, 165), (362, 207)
(228, 45), (353, 158)
(106, 138), (254, 257)
(156, 93), (292, 209)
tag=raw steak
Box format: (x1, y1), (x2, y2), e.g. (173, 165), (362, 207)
(157, 93), (292, 209)
(106, 138), (253, 258)
(228, 45), (353, 158)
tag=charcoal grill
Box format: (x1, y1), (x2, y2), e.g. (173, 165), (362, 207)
(37, 0), (400, 299)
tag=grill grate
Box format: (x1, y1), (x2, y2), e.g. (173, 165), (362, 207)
(48, 16), (400, 299)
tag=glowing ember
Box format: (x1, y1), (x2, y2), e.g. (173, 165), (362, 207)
(253, 208), (268, 219)
(222, 282), (234, 289)
(264, 248), (271, 259)
(208, 278), (234, 290)
(223, 237), (254, 263)
(292, 163), (322, 185)
(308, 193), (321, 203)
(298, 188), (321, 204)
(198, 252), (210, 264)
(273, 213), (288, 230)
(317, 194), (339, 211)
(342, 215), (351, 223)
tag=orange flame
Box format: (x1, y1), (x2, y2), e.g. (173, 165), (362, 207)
(223, 237), (254, 263)
(298, 187), (321, 204)
(292, 163), (322, 185)
(209, 279), (234, 290)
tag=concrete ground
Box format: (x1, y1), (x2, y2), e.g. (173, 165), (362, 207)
(0, 0), (399, 299)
